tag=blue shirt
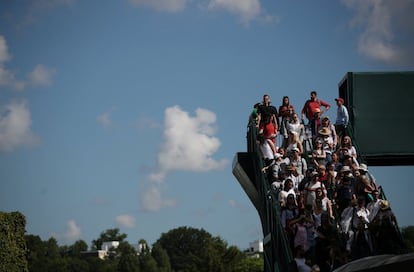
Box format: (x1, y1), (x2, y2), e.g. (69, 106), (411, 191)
(335, 105), (349, 126)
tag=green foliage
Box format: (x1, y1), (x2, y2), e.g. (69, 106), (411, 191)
(234, 255), (264, 272)
(151, 243), (171, 272)
(0, 211), (28, 272)
(69, 240), (89, 257)
(153, 226), (244, 272)
(22, 224), (266, 272)
(91, 228), (127, 250)
(401, 226), (414, 252)
(117, 242), (140, 272)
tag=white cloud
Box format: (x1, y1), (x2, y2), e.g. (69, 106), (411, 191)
(0, 36), (11, 63)
(0, 36), (25, 90)
(28, 64), (56, 86)
(342, 0), (414, 65)
(140, 182), (177, 212)
(97, 110), (114, 129)
(0, 35), (55, 90)
(0, 100), (39, 152)
(208, 0), (261, 23)
(127, 0), (272, 24)
(128, 0), (188, 12)
(63, 220), (81, 242)
(116, 214), (136, 228)
(149, 105), (228, 182)
(140, 105), (228, 212)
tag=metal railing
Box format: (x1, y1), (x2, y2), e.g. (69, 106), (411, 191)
(246, 118), (295, 272)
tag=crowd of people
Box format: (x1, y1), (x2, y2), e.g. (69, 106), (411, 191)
(252, 92), (407, 272)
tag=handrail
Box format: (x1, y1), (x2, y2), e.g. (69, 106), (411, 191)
(246, 118), (295, 272)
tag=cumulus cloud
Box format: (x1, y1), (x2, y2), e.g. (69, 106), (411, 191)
(0, 35), (56, 90)
(140, 106), (228, 212)
(342, 0), (414, 65)
(28, 64), (56, 86)
(149, 105), (228, 182)
(208, 0), (261, 23)
(0, 100), (39, 152)
(128, 0), (188, 12)
(116, 214), (136, 228)
(64, 220), (81, 242)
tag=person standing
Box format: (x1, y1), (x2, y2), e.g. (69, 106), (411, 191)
(301, 90), (330, 125)
(279, 96), (295, 148)
(257, 94), (278, 143)
(334, 97), (349, 146)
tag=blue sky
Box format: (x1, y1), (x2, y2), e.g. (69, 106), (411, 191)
(1, 0), (414, 250)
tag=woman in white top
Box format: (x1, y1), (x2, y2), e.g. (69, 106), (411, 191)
(287, 113), (305, 142)
(340, 136), (357, 159)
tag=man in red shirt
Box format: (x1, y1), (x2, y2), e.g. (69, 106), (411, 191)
(301, 91), (330, 139)
(301, 90), (330, 123)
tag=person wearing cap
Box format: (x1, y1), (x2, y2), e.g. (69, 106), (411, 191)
(316, 127), (334, 164)
(334, 97), (349, 146)
(269, 152), (284, 187)
(358, 163), (378, 200)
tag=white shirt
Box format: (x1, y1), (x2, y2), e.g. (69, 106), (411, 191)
(259, 139), (274, 160)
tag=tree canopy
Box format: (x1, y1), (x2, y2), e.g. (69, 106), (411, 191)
(153, 226), (245, 272)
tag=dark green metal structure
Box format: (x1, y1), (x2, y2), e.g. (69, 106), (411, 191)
(232, 120), (295, 272)
(339, 71), (414, 166)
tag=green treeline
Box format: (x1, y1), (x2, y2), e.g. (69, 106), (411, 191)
(2, 211), (414, 272)
(1, 211), (263, 272)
